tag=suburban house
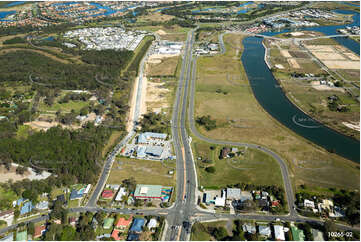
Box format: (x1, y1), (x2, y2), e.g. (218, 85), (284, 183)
(274, 225), (285, 241)
(111, 229), (121, 241)
(311, 229), (324, 241)
(147, 218), (158, 230)
(239, 191), (253, 202)
(226, 188), (241, 200)
(258, 225), (271, 237)
(115, 187), (127, 202)
(220, 147), (231, 159)
(35, 201), (49, 210)
(129, 218), (145, 233)
(242, 223), (256, 234)
(291, 225), (305, 241)
(115, 216), (133, 230)
(15, 231), (27, 241)
(33, 225), (46, 239)
(214, 190), (226, 207)
(101, 190), (114, 199)
(0, 210), (14, 222)
(304, 199), (315, 209)
(70, 189), (84, 200)
(20, 201), (33, 215)
(56, 194), (66, 205)
(103, 217), (115, 229)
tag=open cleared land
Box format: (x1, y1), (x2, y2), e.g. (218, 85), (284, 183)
(267, 35), (360, 139)
(107, 157), (176, 186)
(194, 33), (359, 192)
(191, 221), (229, 241)
(192, 139), (283, 188)
(147, 56), (179, 77)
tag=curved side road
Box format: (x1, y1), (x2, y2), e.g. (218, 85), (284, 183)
(187, 36), (296, 218)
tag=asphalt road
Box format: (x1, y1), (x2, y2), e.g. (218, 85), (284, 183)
(1, 28), (358, 239)
(189, 33), (297, 217)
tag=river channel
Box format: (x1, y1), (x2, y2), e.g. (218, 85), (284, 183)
(241, 10), (360, 162)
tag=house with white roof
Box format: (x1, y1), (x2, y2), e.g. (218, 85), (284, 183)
(274, 225), (285, 241)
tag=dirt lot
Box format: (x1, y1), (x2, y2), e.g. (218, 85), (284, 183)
(311, 81), (345, 92)
(288, 51), (309, 58)
(147, 55), (179, 77)
(0, 165), (30, 183)
(145, 80), (170, 113)
(280, 50), (292, 58)
(287, 58), (301, 68)
(323, 60), (360, 69)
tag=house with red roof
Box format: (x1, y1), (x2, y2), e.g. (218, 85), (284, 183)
(111, 229), (121, 241)
(115, 216), (133, 230)
(34, 225), (46, 239)
(101, 190), (114, 199)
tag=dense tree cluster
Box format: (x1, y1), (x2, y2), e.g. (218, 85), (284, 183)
(196, 115), (217, 130)
(3, 37), (26, 45)
(0, 123), (111, 185)
(139, 112), (169, 134)
(0, 49), (132, 89)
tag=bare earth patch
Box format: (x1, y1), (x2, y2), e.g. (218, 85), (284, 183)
(287, 58), (301, 68)
(310, 81), (345, 92)
(342, 121), (360, 131)
(0, 166), (30, 183)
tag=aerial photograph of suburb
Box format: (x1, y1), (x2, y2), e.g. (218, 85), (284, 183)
(0, 0), (359, 241)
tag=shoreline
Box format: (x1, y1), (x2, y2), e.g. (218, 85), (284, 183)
(262, 39), (360, 142)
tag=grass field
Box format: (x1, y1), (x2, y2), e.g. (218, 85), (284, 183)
(194, 33), (360, 192)
(16, 125), (31, 140)
(192, 139), (283, 188)
(147, 56), (180, 77)
(191, 221), (228, 241)
(0, 187), (18, 209)
(38, 99), (89, 113)
(102, 131), (124, 158)
(107, 157), (176, 186)
(275, 75), (360, 140)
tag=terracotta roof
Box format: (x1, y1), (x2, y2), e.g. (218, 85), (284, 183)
(115, 216), (133, 228)
(34, 225), (46, 238)
(111, 229), (121, 241)
(102, 190), (114, 198)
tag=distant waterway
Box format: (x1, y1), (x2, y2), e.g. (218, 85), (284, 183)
(2, 1), (26, 8)
(0, 10), (15, 21)
(261, 10), (360, 55)
(241, 10), (360, 162)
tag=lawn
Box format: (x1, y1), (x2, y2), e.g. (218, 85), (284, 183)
(192, 139), (283, 188)
(16, 125), (31, 139)
(147, 56), (180, 77)
(102, 131), (125, 158)
(191, 221), (228, 241)
(107, 157), (175, 186)
(38, 99), (90, 113)
(0, 187), (18, 210)
(194, 33), (360, 192)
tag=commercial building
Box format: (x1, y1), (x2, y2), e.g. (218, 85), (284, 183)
(137, 132), (167, 144)
(133, 184), (172, 202)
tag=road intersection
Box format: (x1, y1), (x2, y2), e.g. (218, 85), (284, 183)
(1, 29), (358, 240)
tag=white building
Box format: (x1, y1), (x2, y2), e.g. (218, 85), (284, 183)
(274, 225), (285, 241)
(115, 187), (127, 202)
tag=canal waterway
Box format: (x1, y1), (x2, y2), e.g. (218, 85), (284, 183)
(241, 10), (360, 162)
